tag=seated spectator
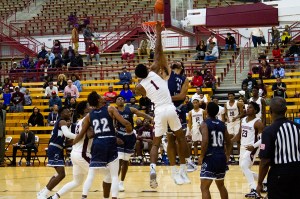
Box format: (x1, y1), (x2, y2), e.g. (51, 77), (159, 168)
(204, 42), (219, 62)
(119, 83), (134, 103)
(294, 91), (300, 98)
(139, 95), (152, 114)
(35, 57), (46, 71)
(242, 72), (257, 92)
(51, 40), (63, 55)
(241, 83), (251, 100)
(225, 33), (237, 51)
(271, 26), (280, 46)
(2, 78), (14, 92)
(24, 89), (32, 106)
(20, 54), (30, 69)
(65, 97), (77, 110)
(62, 46), (75, 66)
(116, 66), (132, 85)
(272, 45), (282, 62)
(57, 74), (67, 92)
(183, 96), (193, 113)
(43, 76), (50, 89)
(192, 87), (208, 103)
(138, 39), (150, 56)
(69, 51), (83, 70)
(47, 105), (59, 126)
(126, 97), (140, 109)
(64, 80), (80, 99)
(49, 91), (62, 109)
(52, 53), (63, 68)
(10, 86), (24, 113)
(257, 79), (267, 98)
(17, 82), (26, 94)
(134, 118), (143, 131)
(71, 74), (82, 92)
(135, 118), (154, 164)
(194, 40), (206, 60)
(1, 88), (11, 110)
(64, 92), (72, 108)
(104, 86), (118, 103)
(9, 62), (21, 80)
(86, 42), (100, 65)
(190, 71), (203, 88)
(258, 60), (272, 79)
(28, 107), (44, 127)
(272, 77), (286, 98)
(121, 41), (135, 62)
(44, 82), (58, 98)
(203, 69), (216, 90)
(9, 124), (36, 166)
(281, 31), (291, 46)
(38, 46), (48, 60)
(272, 64), (285, 79)
(206, 33), (217, 46)
(45, 50), (55, 66)
(284, 41), (299, 63)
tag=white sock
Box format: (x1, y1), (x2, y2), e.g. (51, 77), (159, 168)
(82, 169), (96, 196)
(150, 163), (156, 170)
(41, 187), (50, 196)
(107, 160), (119, 198)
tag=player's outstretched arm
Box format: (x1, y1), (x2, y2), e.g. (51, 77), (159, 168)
(73, 114), (90, 144)
(109, 106), (133, 133)
(199, 121), (209, 165)
(172, 78), (189, 101)
(59, 120), (76, 139)
(150, 21), (169, 77)
(130, 107), (153, 121)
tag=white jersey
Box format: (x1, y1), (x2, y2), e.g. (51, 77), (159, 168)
(191, 109), (204, 130)
(72, 118), (93, 156)
(217, 105), (225, 121)
(140, 71), (173, 108)
(249, 97), (262, 119)
(241, 117), (260, 146)
(226, 100), (239, 122)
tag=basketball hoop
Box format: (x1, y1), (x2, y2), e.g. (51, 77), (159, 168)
(141, 21), (167, 50)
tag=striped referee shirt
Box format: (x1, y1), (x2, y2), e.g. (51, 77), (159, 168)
(259, 118), (300, 174)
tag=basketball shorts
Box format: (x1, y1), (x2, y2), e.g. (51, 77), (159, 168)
(154, 104), (182, 137)
(90, 137), (118, 168)
(47, 145), (64, 167)
(200, 153), (227, 180)
(226, 120), (240, 135)
(192, 127), (202, 142)
(239, 147), (259, 167)
(71, 151), (90, 175)
(117, 131), (136, 161)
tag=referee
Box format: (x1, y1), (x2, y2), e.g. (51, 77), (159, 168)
(257, 97), (300, 198)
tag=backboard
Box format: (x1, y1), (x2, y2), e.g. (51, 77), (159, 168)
(164, 0), (194, 35)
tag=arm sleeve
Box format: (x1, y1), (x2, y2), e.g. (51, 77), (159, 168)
(61, 125), (76, 139)
(253, 139), (261, 148)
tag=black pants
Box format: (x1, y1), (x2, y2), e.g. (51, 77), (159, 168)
(268, 173), (300, 199)
(12, 145), (34, 163)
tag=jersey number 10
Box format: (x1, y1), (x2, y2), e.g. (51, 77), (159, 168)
(211, 130), (224, 147)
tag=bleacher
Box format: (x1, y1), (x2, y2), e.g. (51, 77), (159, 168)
(0, 0), (30, 19)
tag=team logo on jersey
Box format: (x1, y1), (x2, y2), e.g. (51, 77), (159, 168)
(260, 144), (265, 150)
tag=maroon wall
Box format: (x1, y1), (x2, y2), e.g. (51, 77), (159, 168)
(206, 3), (279, 28)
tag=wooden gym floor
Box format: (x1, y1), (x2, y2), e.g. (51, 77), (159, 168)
(0, 165), (267, 198)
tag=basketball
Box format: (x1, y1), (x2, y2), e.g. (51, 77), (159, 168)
(155, 0), (164, 14)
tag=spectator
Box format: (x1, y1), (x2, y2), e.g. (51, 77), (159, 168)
(42, 76), (50, 89)
(272, 45), (282, 63)
(67, 12), (77, 30)
(281, 31), (291, 46)
(20, 54), (30, 69)
(28, 107), (44, 127)
(134, 118), (143, 132)
(57, 74), (67, 92)
(192, 87), (208, 103)
(204, 42), (219, 62)
(10, 86), (24, 113)
(71, 24), (79, 51)
(206, 33), (217, 46)
(86, 42), (100, 65)
(10, 124), (36, 166)
(257, 79), (267, 98)
(65, 97), (77, 110)
(225, 33), (237, 51)
(51, 40), (63, 55)
(258, 60), (272, 79)
(1, 88), (11, 110)
(183, 96), (193, 112)
(121, 40), (135, 61)
(45, 50), (55, 65)
(271, 26), (280, 46)
(284, 41), (299, 63)
(52, 53), (63, 68)
(139, 95), (152, 114)
(24, 89), (32, 106)
(35, 57), (46, 71)
(126, 96), (140, 109)
(2, 78), (14, 92)
(49, 91), (62, 109)
(250, 28), (264, 49)
(18, 82), (26, 94)
(135, 118), (154, 164)
(203, 69), (216, 90)
(116, 66), (132, 85)
(69, 51), (84, 70)
(138, 39), (150, 56)
(119, 83), (134, 103)
(190, 71), (203, 88)
(62, 46), (75, 67)
(272, 64), (285, 79)
(44, 82), (58, 98)
(242, 72), (257, 92)
(64, 79), (80, 99)
(38, 46), (48, 60)
(272, 77), (286, 98)
(64, 92), (72, 108)
(241, 83), (251, 101)
(103, 86), (118, 103)
(47, 105), (59, 126)
(194, 40), (206, 60)
(9, 62), (21, 80)
(83, 24), (94, 52)
(71, 74), (82, 92)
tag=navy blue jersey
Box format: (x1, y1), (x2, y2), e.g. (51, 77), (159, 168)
(116, 106), (134, 132)
(205, 118), (226, 155)
(168, 71), (186, 107)
(49, 119), (65, 147)
(90, 105), (116, 137)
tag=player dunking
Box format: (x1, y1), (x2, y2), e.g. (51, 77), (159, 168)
(115, 95), (153, 192)
(73, 92), (132, 199)
(37, 108), (76, 199)
(135, 21), (189, 188)
(232, 102), (267, 198)
(199, 102), (231, 199)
